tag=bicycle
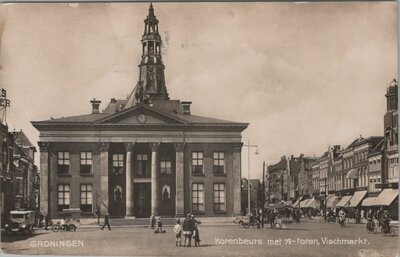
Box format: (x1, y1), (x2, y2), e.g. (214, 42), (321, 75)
(381, 223), (396, 236)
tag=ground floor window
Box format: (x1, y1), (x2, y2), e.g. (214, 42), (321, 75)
(213, 183), (225, 211)
(80, 184), (93, 212)
(57, 184), (70, 211)
(192, 183), (204, 212)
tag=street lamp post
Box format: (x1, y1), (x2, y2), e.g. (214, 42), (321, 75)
(244, 140), (258, 215)
(324, 177), (327, 218)
(262, 161), (266, 227)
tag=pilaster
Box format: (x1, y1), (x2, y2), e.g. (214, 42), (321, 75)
(150, 142), (160, 216)
(38, 142), (50, 216)
(99, 142), (110, 214)
(174, 142), (185, 217)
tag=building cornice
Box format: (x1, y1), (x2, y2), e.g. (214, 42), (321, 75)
(31, 122), (249, 132)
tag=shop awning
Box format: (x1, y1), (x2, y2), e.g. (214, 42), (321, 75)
(361, 197), (377, 207)
(305, 197), (318, 209)
(336, 195), (352, 207)
(292, 198), (301, 208)
(346, 169), (358, 179)
(348, 191), (367, 207)
(372, 189), (399, 206)
(326, 195), (339, 208)
(300, 199), (311, 208)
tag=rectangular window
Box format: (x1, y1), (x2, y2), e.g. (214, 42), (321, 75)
(15, 177), (23, 196)
(213, 152), (225, 174)
(112, 154), (124, 174)
(57, 152), (70, 174)
(160, 160), (171, 174)
(214, 183), (225, 211)
(80, 152), (92, 174)
(192, 152), (203, 174)
(137, 154), (148, 175)
(57, 184), (70, 211)
(192, 183), (204, 212)
(80, 184), (93, 212)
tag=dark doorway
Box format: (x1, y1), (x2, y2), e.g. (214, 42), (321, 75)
(134, 183), (151, 218)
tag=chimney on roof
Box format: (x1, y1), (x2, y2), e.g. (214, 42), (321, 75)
(111, 98), (117, 104)
(90, 98), (101, 114)
(181, 101), (192, 115)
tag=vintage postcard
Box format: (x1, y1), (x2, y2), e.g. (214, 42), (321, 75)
(0, 1), (398, 257)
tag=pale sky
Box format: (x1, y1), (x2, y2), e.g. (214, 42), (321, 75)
(0, 2), (397, 179)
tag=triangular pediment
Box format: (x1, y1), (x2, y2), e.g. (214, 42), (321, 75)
(96, 104), (188, 125)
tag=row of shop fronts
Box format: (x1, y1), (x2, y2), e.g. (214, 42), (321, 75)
(290, 185), (399, 219)
(267, 79), (398, 220)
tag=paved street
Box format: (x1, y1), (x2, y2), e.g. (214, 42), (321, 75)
(1, 219), (397, 257)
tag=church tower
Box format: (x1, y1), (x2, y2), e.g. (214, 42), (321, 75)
(126, 3), (169, 108)
(384, 78), (398, 141)
(383, 79), (398, 185)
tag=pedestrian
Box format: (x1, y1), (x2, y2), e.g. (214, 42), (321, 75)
(45, 215), (50, 230)
(150, 215), (156, 229)
(182, 214), (192, 247)
(174, 219), (182, 246)
(155, 217), (165, 233)
(95, 207), (100, 225)
(269, 210), (276, 228)
(101, 213), (111, 230)
(259, 208), (264, 228)
(193, 223), (201, 246)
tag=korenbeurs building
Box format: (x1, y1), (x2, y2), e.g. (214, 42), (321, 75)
(32, 4), (248, 218)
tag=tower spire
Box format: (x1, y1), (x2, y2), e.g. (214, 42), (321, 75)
(148, 2), (155, 18)
(125, 3), (169, 108)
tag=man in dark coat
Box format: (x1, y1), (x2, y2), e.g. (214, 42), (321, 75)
(182, 214), (191, 247)
(269, 210), (276, 228)
(187, 215), (197, 247)
(45, 215), (51, 230)
(101, 213), (111, 230)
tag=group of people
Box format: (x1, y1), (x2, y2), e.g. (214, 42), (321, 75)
(366, 208), (392, 234)
(174, 214), (201, 247)
(35, 212), (52, 230)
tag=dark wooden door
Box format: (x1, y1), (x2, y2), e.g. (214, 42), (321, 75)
(134, 183), (151, 218)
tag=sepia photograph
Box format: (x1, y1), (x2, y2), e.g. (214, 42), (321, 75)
(0, 1), (398, 256)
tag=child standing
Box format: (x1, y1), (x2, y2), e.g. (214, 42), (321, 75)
(193, 223), (201, 246)
(173, 219), (182, 246)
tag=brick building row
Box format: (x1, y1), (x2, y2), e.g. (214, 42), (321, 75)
(0, 124), (39, 225)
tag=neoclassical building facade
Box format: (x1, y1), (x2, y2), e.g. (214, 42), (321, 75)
(32, 4), (248, 218)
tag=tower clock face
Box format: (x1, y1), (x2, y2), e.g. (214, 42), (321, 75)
(137, 113), (147, 123)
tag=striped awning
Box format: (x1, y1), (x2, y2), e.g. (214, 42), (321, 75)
(362, 197), (377, 207)
(336, 195), (352, 207)
(348, 191), (367, 207)
(326, 195), (339, 208)
(300, 198), (311, 208)
(292, 198), (301, 208)
(305, 198), (318, 209)
(373, 189), (398, 206)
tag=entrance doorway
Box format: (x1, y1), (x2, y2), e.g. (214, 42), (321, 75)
(134, 183), (151, 217)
